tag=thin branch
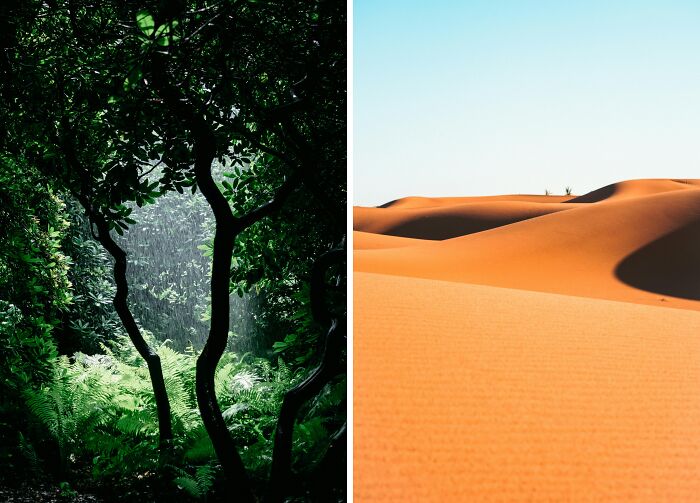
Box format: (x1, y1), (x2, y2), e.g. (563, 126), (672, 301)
(235, 172), (301, 231)
(138, 157), (164, 181)
(182, 8), (227, 45)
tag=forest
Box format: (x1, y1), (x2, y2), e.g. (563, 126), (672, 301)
(0, 0), (346, 501)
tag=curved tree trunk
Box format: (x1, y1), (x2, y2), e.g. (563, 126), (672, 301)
(193, 141), (301, 502)
(149, 47), (254, 498)
(266, 244), (346, 503)
(150, 47), (302, 500)
(91, 214), (174, 451)
(60, 139), (174, 453)
(191, 133), (256, 502)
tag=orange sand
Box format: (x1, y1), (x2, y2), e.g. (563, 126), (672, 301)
(353, 231), (429, 250)
(354, 179), (700, 501)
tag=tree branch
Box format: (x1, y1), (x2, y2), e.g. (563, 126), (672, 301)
(235, 172), (301, 232)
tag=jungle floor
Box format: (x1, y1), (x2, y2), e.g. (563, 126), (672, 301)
(354, 179), (700, 501)
(0, 482), (102, 503)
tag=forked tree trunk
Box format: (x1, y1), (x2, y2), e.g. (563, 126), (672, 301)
(192, 138), (300, 501)
(150, 49), (255, 498)
(151, 48), (301, 500)
(191, 133), (256, 502)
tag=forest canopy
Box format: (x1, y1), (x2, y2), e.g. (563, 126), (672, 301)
(0, 0), (346, 501)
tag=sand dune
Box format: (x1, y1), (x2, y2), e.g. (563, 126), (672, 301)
(569, 178), (700, 203)
(356, 181), (700, 309)
(354, 201), (576, 240)
(354, 179), (700, 501)
(353, 231), (430, 250)
(355, 273), (700, 502)
(379, 194), (573, 209)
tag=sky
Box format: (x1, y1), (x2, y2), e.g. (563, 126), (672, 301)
(354, 1), (700, 206)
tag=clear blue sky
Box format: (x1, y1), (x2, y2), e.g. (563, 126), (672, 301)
(354, 1), (700, 206)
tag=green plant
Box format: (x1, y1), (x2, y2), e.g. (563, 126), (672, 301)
(173, 462), (217, 499)
(58, 481), (78, 499)
(0, 155), (74, 475)
(20, 334), (340, 499)
(60, 196), (122, 354)
(565, 186), (573, 195)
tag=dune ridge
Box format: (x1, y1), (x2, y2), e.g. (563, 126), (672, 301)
(354, 201), (577, 240)
(379, 194), (573, 209)
(355, 179), (700, 309)
(353, 231), (430, 250)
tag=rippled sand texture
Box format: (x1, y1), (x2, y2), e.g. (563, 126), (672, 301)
(354, 180), (700, 501)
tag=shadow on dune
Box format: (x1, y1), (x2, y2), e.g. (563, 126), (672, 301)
(369, 215), (500, 240)
(615, 220), (700, 301)
(378, 199), (401, 208)
(364, 212), (548, 240)
(570, 179), (700, 204)
(568, 184), (616, 203)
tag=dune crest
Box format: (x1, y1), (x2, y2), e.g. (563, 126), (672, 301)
(355, 179), (700, 309)
(353, 230), (429, 250)
(569, 178), (700, 203)
(378, 194), (573, 209)
(354, 201), (576, 240)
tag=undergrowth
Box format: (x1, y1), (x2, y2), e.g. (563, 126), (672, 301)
(21, 334), (346, 500)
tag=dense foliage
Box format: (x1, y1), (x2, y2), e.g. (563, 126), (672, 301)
(0, 0), (345, 501)
(22, 336), (344, 500)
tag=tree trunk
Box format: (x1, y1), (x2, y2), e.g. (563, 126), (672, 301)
(266, 244), (346, 503)
(192, 135), (256, 502)
(92, 215), (173, 451)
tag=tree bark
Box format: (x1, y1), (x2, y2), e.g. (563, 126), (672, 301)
(150, 48), (302, 501)
(91, 214), (173, 450)
(191, 132), (256, 502)
(266, 244), (346, 503)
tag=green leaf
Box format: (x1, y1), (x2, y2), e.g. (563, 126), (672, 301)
(154, 23), (170, 38)
(123, 66), (143, 91)
(136, 10), (155, 37)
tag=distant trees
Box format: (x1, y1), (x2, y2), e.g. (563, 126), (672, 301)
(1, 0), (345, 500)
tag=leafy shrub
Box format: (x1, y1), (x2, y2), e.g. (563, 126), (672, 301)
(21, 334), (342, 500)
(60, 197), (123, 355)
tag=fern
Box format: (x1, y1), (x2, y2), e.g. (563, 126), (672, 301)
(184, 428), (216, 462)
(17, 432), (40, 473)
(174, 474), (203, 499)
(173, 461), (218, 499)
(20, 335), (343, 496)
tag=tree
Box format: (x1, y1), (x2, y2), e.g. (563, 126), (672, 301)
(136, 2), (345, 498)
(0, 0), (175, 451)
(1, 0), (346, 499)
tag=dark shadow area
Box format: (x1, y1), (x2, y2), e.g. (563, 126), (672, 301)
(371, 213), (534, 240)
(378, 198), (402, 208)
(568, 183), (617, 203)
(360, 208), (567, 240)
(615, 220), (700, 301)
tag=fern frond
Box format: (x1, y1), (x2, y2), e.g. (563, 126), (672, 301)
(174, 475), (203, 498)
(18, 432), (40, 473)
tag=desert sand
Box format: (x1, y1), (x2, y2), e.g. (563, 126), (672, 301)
(354, 179), (700, 501)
